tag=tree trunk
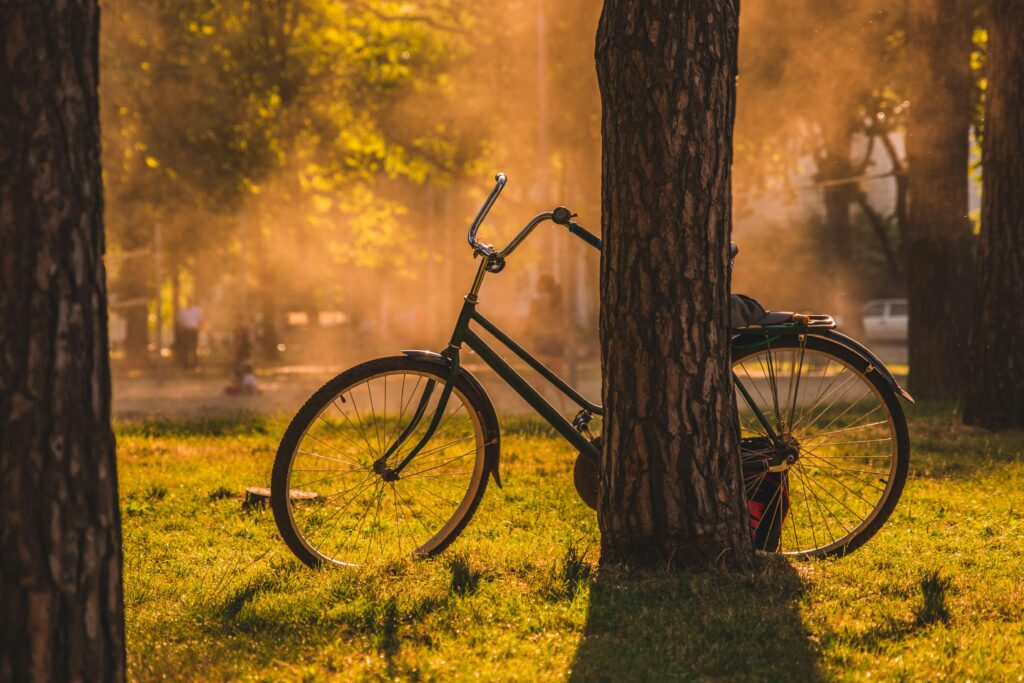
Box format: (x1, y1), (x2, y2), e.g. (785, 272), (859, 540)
(0, 3), (126, 681)
(905, 0), (975, 400)
(962, 2), (1024, 429)
(595, 0), (752, 568)
(818, 123), (860, 334)
(254, 221), (281, 360)
(123, 301), (150, 366)
(115, 223), (153, 367)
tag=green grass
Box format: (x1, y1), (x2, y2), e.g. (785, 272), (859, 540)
(118, 405), (1024, 681)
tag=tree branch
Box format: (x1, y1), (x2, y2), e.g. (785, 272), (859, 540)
(347, 1), (467, 35)
(855, 191), (903, 279)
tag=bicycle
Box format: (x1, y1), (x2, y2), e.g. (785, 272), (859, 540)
(271, 173), (911, 567)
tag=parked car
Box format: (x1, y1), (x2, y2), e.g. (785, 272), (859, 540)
(862, 298), (908, 343)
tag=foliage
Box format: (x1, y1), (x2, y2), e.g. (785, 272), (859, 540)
(118, 408), (1024, 680)
(99, 0), (609, 353)
(101, 1), (475, 304)
(736, 1), (908, 188)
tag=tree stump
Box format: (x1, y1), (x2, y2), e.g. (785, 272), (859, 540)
(242, 486), (318, 510)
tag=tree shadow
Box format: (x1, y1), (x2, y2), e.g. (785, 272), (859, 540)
(569, 557), (823, 682)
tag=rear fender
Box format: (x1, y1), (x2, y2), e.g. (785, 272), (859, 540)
(812, 330), (914, 403)
(401, 350), (503, 487)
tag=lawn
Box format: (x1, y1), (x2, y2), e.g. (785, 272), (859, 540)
(118, 404), (1024, 681)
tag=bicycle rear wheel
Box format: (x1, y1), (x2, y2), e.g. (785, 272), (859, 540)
(732, 335), (909, 558)
(271, 356), (493, 568)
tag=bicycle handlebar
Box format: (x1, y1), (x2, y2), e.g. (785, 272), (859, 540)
(466, 172), (602, 259)
(467, 172), (507, 254)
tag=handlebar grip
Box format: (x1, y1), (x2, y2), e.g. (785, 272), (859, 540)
(468, 172), (508, 249)
(568, 221), (602, 251)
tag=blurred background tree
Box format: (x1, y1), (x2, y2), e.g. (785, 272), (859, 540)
(963, 0), (1024, 430)
(100, 0), (1003, 418)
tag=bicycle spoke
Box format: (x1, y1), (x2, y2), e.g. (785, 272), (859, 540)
(291, 469), (363, 490)
(800, 435), (892, 459)
(280, 366), (486, 567)
(366, 375), (384, 457)
(793, 463), (849, 541)
(345, 386), (379, 458)
(328, 399), (379, 460)
(391, 484), (409, 558)
(798, 415), (887, 442)
(800, 453), (889, 478)
(786, 346), (807, 430)
(402, 446), (478, 478)
(393, 434), (476, 469)
(792, 465), (839, 546)
(791, 370), (862, 434)
(382, 375), (423, 456)
(314, 410), (376, 461)
(798, 466), (872, 521)
(307, 473), (379, 553)
(800, 454), (888, 493)
(733, 342), (903, 557)
(403, 476), (460, 508)
(792, 365), (855, 432)
(795, 467), (818, 550)
(298, 444), (367, 470)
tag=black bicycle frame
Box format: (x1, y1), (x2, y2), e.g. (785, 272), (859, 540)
(387, 292), (602, 477)
(386, 275), (797, 478)
(458, 301), (601, 454)
(383, 174), (816, 478)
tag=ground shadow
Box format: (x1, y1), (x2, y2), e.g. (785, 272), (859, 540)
(569, 557), (823, 682)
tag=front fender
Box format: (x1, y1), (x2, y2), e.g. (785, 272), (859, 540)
(401, 350), (503, 488)
(812, 330), (914, 403)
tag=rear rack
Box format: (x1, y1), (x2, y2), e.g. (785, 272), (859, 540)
(734, 314), (836, 334)
(793, 314), (836, 328)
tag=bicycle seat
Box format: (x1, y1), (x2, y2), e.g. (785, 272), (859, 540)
(730, 294), (796, 329)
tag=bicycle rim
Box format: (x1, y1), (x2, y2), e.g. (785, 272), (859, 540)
(276, 364), (487, 567)
(733, 338), (907, 557)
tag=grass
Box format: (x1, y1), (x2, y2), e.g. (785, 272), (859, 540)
(117, 405), (1024, 681)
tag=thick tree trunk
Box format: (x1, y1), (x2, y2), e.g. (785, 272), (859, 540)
(905, 0), (975, 400)
(0, 3), (126, 681)
(963, 3), (1024, 429)
(595, 0), (752, 568)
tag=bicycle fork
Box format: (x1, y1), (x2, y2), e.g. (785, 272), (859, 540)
(373, 357), (462, 480)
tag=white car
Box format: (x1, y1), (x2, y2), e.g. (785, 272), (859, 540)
(862, 299), (908, 343)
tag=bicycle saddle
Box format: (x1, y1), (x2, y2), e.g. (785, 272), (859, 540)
(730, 294), (795, 329)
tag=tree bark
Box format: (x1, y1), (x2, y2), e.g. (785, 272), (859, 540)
(963, 2), (1024, 429)
(595, 0), (752, 568)
(0, 2), (126, 681)
(905, 0), (975, 400)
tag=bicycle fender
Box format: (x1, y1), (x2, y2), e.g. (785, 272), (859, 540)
(811, 330), (914, 403)
(401, 350), (503, 487)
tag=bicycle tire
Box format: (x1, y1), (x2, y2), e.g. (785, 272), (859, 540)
(271, 356), (497, 568)
(732, 334), (910, 558)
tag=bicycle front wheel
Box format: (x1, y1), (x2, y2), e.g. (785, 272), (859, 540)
(271, 356), (493, 568)
(732, 335), (909, 558)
